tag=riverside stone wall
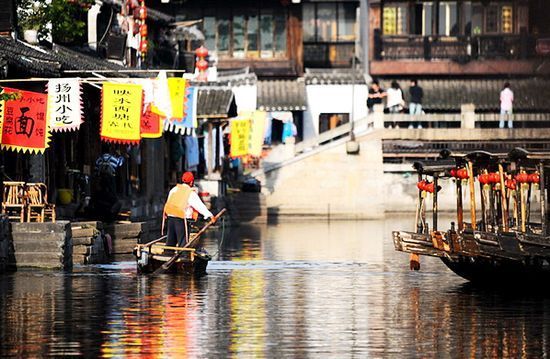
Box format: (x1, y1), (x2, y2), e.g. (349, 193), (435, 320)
(10, 221), (72, 270)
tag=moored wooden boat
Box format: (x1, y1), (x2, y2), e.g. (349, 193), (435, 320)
(393, 148), (550, 283)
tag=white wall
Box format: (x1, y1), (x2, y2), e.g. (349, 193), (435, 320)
(303, 84), (368, 141)
(232, 84), (257, 113)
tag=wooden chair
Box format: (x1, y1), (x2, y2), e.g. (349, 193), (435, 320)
(25, 183), (56, 223)
(2, 181), (26, 222)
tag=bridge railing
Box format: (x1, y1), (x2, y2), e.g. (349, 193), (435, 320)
(295, 117), (373, 155)
(383, 113), (550, 128)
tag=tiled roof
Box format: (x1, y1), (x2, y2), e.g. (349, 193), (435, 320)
(0, 37), (132, 78)
(304, 69), (366, 85)
(378, 78), (550, 112)
(257, 79), (307, 111)
(53, 45), (129, 77)
(196, 87), (236, 118)
(0, 36), (61, 77)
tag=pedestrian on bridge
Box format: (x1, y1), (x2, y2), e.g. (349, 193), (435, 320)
(499, 82), (514, 129)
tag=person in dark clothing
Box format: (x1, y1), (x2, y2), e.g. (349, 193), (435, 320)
(367, 80), (386, 113)
(408, 79), (424, 128)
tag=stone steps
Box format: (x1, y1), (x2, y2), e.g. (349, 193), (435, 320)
(10, 221), (72, 270)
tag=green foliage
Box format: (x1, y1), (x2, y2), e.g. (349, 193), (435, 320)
(0, 90), (22, 101)
(17, 0), (95, 44)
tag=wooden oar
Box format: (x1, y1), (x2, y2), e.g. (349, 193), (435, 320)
(153, 208), (227, 275)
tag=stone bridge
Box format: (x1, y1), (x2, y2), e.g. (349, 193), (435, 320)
(252, 108), (550, 219)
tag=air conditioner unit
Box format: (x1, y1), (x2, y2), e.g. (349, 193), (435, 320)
(106, 34), (127, 60)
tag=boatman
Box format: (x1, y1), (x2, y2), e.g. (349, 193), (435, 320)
(163, 172), (215, 248)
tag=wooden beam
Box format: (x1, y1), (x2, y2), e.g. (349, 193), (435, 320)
(457, 178), (464, 231)
(433, 175), (438, 231)
(498, 166), (508, 231)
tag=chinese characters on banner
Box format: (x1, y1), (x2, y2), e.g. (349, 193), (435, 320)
(101, 82), (143, 144)
(167, 78), (187, 121)
(230, 118), (250, 158)
(141, 104), (162, 138)
(0, 87), (50, 153)
(249, 111), (266, 157)
(47, 79), (83, 132)
(164, 86), (197, 135)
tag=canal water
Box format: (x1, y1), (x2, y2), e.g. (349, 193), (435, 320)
(2, 215), (550, 357)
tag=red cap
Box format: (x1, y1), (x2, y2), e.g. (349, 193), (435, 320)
(182, 171), (194, 184)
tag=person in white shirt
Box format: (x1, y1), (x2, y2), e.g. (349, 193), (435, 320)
(499, 82), (514, 129)
(163, 172), (214, 248)
(386, 81), (404, 128)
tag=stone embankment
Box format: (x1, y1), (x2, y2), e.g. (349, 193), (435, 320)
(71, 222), (109, 265)
(0, 216), (14, 273)
(10, 221), (72, 270)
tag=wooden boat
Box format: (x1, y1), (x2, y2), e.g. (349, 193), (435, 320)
(134, 239), (211, 275)
(393, 148), (550, 283)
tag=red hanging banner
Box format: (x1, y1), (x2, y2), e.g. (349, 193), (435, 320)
(0, 87), (50, 154)
(140, 104), (162, 138)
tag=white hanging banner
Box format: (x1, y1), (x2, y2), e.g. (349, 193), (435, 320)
(47, 78), (83, 132)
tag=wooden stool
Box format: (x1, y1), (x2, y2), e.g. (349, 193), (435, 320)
(2, 181), (26, 222)
(25, 183), (56, 223)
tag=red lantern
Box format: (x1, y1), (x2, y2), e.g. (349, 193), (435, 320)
(139, 5), (147, 20)
(195, 46), (209, 59)
(489, 172), (500, 183)
(529, 173), (540, 184)
(457, 168), (468, 180)
(479, 173), (490, 185)
(417, 180), (427, 191)
(449, 168), (457, 178)
(140, 40), (148, 53)
(425, 182), (435, 193)
(140, 24), (148, 37)
(196, 59), (209, 71)
(505, 178), (517, 190)
(516, 172), (529, 183)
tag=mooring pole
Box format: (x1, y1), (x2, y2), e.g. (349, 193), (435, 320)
(468, 161), (477, 230)
(541, 163), (547, 236)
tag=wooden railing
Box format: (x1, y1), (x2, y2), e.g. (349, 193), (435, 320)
(376, 34), (539, 61)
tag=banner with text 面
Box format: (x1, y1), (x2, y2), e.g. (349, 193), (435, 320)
(230, 118), (250, 158)
(47, 78), (83, 132)
(0, 87), (50, 154)
(101, 82), (143, 144)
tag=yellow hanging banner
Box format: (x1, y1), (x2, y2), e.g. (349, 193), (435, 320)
(249, 111), (266, 157)
(101, 82), (143, 144)
(167, 77), (186, 121)
(230, 118), (250, 158)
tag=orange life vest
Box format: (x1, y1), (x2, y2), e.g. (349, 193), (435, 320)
(163, 184), (192, 219)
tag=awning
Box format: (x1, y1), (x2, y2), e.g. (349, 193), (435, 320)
(378, 78), (550, 112)
(196, 87), (237, 119)
(257, 79), (307, 112)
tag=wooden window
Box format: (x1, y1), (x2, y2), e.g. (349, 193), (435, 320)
(383, 3), (408, 35)
(438, 1), (458, 36)
(203, 6), (286, 59)
(303, 2), (357, 42)
(501, 6), (513, 33)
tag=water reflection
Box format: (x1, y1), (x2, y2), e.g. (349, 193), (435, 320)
(2, 216), (550, 357)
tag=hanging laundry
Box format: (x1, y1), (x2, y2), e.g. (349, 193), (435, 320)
(184, 135), (199, 170)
